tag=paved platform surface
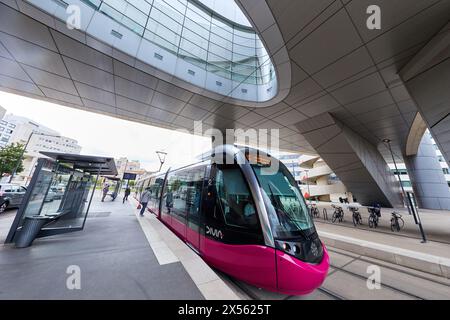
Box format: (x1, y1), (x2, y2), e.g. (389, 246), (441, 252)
(0, 192), (204, 299)
(130, 197), (240, 300)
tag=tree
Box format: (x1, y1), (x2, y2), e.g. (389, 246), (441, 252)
(0, 143), (25, 177)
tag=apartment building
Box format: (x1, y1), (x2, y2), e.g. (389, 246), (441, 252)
(0, 114), (81, 184)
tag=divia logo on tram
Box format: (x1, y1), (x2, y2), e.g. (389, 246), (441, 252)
(205, 225), (223, 240)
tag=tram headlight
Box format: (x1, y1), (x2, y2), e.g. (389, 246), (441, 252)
(275, 239), (322, 263)
(282, 243), (291, 252)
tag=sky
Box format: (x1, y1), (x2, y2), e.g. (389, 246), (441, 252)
(0, 91), (211, 172)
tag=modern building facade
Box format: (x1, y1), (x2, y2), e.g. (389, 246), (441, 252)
(278, 154), (302, 183)
(279, 153), (349, 203)
(0, 0), (449, 210)
(0, 114), (82, 184)
(282, 134), (450, 205)
(22, 0), (277, 103)
(298, 155), (349, 203)
(390, 133), (450, 192)
(115, 157), (146, 180)
(0, 117), (15, 148)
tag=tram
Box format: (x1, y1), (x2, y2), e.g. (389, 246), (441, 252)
(136, 145), (329, 295)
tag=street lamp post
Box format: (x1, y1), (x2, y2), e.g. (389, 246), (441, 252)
(382, 139), (412, 216)
(123, 158), (129, 188)
(156, 151), (167, 172)
(383, 138), (427, 243)
(9, 131), (61, 183)
(304, 169), (311, 205)
(291, 162), (297, 182)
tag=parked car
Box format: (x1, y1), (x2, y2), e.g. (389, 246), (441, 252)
(44, 188), (56, 202)
(50, 186), (65, 200)
(0, 183), (27, 213)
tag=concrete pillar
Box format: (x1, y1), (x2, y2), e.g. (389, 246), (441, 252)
(296, 113), (403, 208)
(400, 22), (450, 168)
(404, 133), (450, 210)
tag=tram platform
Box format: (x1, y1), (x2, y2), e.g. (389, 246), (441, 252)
(312, 203), (450, 279)
(0, 192), (238, 300)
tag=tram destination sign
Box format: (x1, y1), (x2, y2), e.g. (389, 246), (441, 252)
(123, 172), (137, 180)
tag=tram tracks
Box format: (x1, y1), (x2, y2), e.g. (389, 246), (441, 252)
(316, 287), (346, 300)
(314, 218), (450, 246)
(219, 272), (262, 300)
(220, 247), (450, 300)
(327, 247), (450, 288)
(226, 273), (347, 301)
(327, 262), (425, 300)
(325, 247), (450, 300)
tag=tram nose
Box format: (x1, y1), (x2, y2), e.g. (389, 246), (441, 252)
(275, 245), (329, 295)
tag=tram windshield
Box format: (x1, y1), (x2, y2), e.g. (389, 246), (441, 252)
(251, 160), (314, 239)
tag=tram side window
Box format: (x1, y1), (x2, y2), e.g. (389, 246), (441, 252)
(136, 181), (144, 197)
(215, 165), (258, 229)
(162, 167), (205, 224)
(185, 169), (204, 229)
(187, 180), (203, 219)
(165, 173), (187, 221)
(169, 168), (205, 219)
(148, 177), (164, 209)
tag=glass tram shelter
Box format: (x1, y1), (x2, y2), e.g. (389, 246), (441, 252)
(101, 176), (122, 201)
(5, 152), (117, 248)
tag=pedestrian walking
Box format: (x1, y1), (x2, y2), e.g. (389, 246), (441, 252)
(139, 188), (152, 216)
(123, 186), (131, 203)
(101, 183), (110, 202)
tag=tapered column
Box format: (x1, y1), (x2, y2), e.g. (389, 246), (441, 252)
(296, 113), (403, 208)
(404, 133), (450, 210)
(401, 22), (450, 168)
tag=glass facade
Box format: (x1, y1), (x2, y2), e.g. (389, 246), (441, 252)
(197, 0), (251, 27)
(77, 0), (274, 86)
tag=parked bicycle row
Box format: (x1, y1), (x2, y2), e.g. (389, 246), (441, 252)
(308, 203), (405, 232)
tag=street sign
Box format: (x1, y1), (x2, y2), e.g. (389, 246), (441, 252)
(123, 172), (137, 180)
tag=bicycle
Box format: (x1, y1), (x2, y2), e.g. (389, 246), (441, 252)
(331, 204), (344, 223)
(367, 207), (380, 228)
(349, 206), (363, 226)
(390, 212), (404, 232)
(310, 204), (320, 218)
